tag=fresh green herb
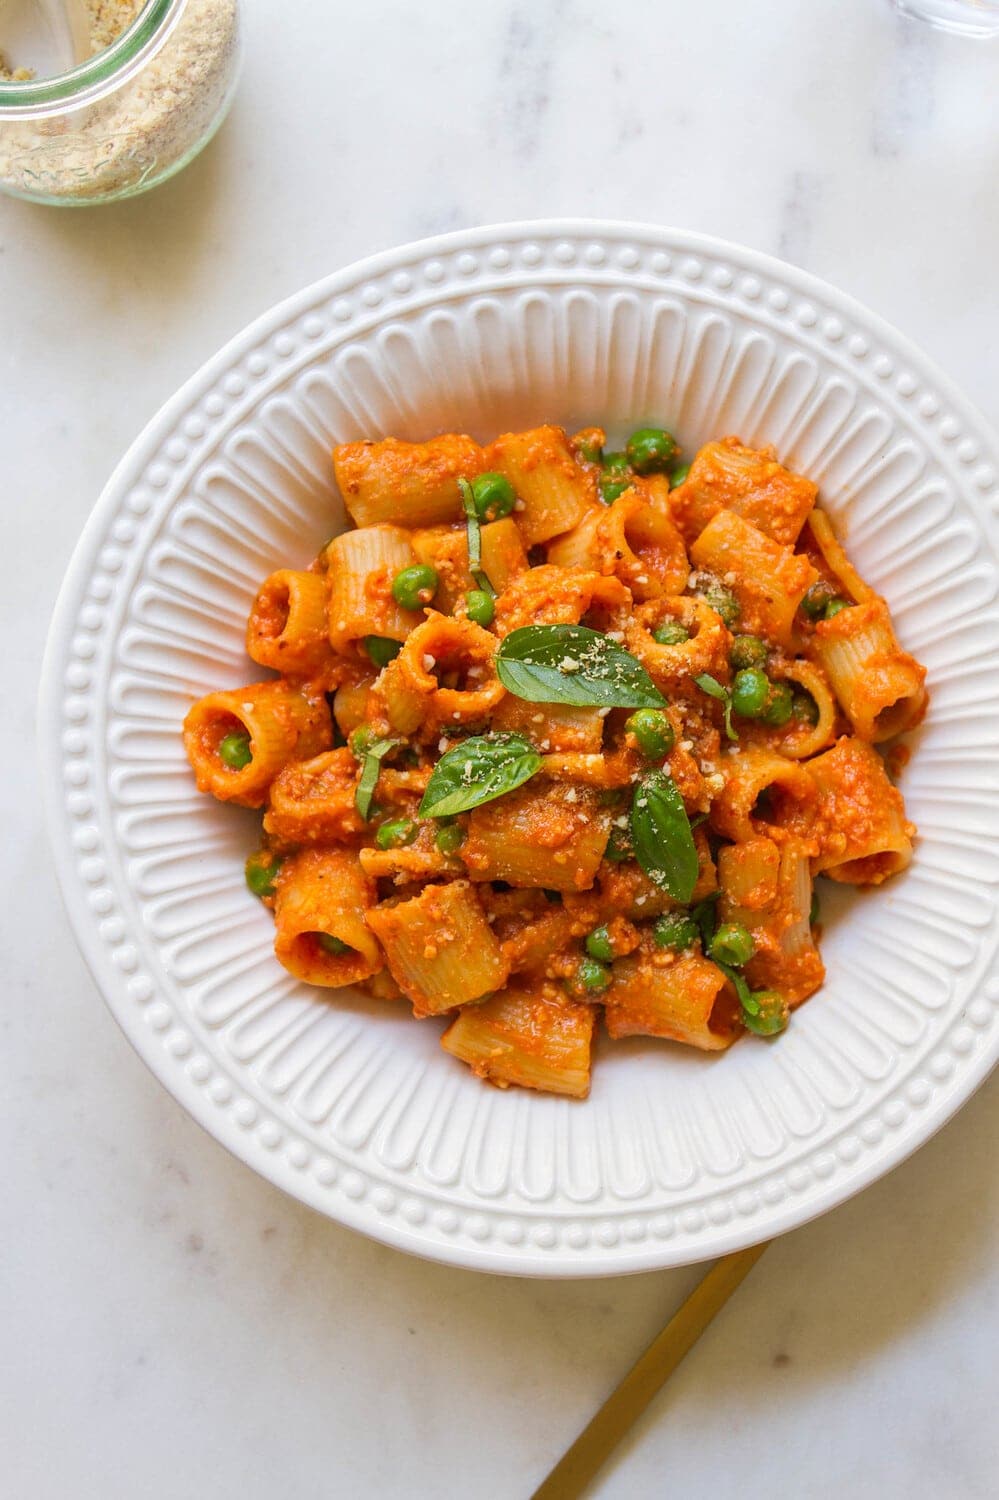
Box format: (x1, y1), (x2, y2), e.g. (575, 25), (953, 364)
(626, 427), (678, 474)
(465, 589), (495, 627)
(355, 736), (401, 820)
(245, 852), (281, 899)
(363, 636), (402, 668)
(629, 769), (699, 904)
(692, 891), (721, 949)
(459, 477), (496, 598)
(418, 733), (542, 818)
(694, 672), (738, 741)
(375, 817), (417, 850)
(604, 826), (633, 863)
(708, 921), (755, 967)
(392, 563), (438, 611)
(219, 731), (252, 770)
(497, 624), (666, 709)
(584, 926), (615, 962)
(653, 911), (699, 951)
(469, 472), (516, 521)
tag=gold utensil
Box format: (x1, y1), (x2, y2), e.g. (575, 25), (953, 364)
(532, 1241), (770, 1500)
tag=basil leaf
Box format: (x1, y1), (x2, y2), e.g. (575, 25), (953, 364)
(692, 890), (720, 949)
(355, 736), (401, 821)
(459, 478), (496, 598)
(418, 732), (542, 818)
(629, 769), (699, 903)
(497, 625), (665, 708)
(694, 672), (737, 741)
(714, 958), (759, 1016)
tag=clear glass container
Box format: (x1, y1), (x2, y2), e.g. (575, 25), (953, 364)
(0, 0), (241, 206)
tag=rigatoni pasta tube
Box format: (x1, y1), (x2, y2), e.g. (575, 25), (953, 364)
(547, 489), (688, 600)
(808, 736), (914, 884)
(690, 510), (818, 645)
(494, 565), (631, 637)
(326, 523), (423, 653)
(274, 848), (383, 987)
(604, 950), (741, 1052)
(814, 597), (927, 742)
(264, 748), (365, 848)
(371, 613), (504, 736)
(625, 597), (731, 691)
(485, 425), (597, 546)
(491, 695), (605, 754)
(441, 985), (595, 1099)
(182, 681), (332, 808)
(670, 437), (817, 547)
(709, 746), (817, 843)
(333, 433), (486, 529)
(769, 658), (838, 760)
(410, 518), (528, 611)
(366, 880), (510, 1016)
(246, 570), (332, 674)
(718, 838), (824, 1006)
(462, 782), (612, 892)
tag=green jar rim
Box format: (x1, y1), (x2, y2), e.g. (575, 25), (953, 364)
(0, 0), (182, 113)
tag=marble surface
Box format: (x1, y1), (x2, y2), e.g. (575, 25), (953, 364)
(3, 0), (998, 1495)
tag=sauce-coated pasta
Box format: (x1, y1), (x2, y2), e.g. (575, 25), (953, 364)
(183, 426), (927, 1099)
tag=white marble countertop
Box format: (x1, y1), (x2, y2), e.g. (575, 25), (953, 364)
(3, 1), (998, 1495)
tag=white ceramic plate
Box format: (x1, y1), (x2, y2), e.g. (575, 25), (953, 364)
(41, 222), (999, 1276)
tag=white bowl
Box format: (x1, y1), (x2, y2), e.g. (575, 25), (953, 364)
(41, 222), (999, 1276)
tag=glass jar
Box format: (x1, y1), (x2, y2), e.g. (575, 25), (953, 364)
(0, 0), (241, 206)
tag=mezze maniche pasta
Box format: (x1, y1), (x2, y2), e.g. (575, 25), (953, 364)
(183, 423), (927, 1100)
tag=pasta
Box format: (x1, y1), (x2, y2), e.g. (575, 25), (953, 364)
(184, 421), (927, 1099)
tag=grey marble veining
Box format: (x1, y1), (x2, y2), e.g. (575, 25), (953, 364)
(2, 1), (997, 1496)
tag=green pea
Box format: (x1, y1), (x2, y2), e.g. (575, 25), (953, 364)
(702, 580), (740, 627)
(375, 817), (417, 850)
(729, 634), (768, 671)
(731, 668), (770, 719)
(317, 933), (352, 956)
(219, 731), (252, 770)
(364, 635), (403, 668)
(626, 708), (675, 760)
(470, 471), (516, 521)
(577, 438), (603, 464)
(669, 462), (691, 487)
(824, 598), (850, 620)
(245, 852), (281, 899)
(585, 926), (615, 962)
(653, 912), (699, 951)
(604, 826), (633, 863)
(465, 589), (495, 627)
(760, 681), (794, 727)
(708, 921), (755, 967)
(600, 478), (631, 506)
(577, 956), (612, 993)
(653, 620), (690, 646)
(391, 563), (438, 611)
(626, 427), (678, 474)
(742, 989), (789, 1036)
(601, 450), (630, 477)
(799, 580), (839, 619)
(435, 822), (466, 856)
(791, 690), (819, 726)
